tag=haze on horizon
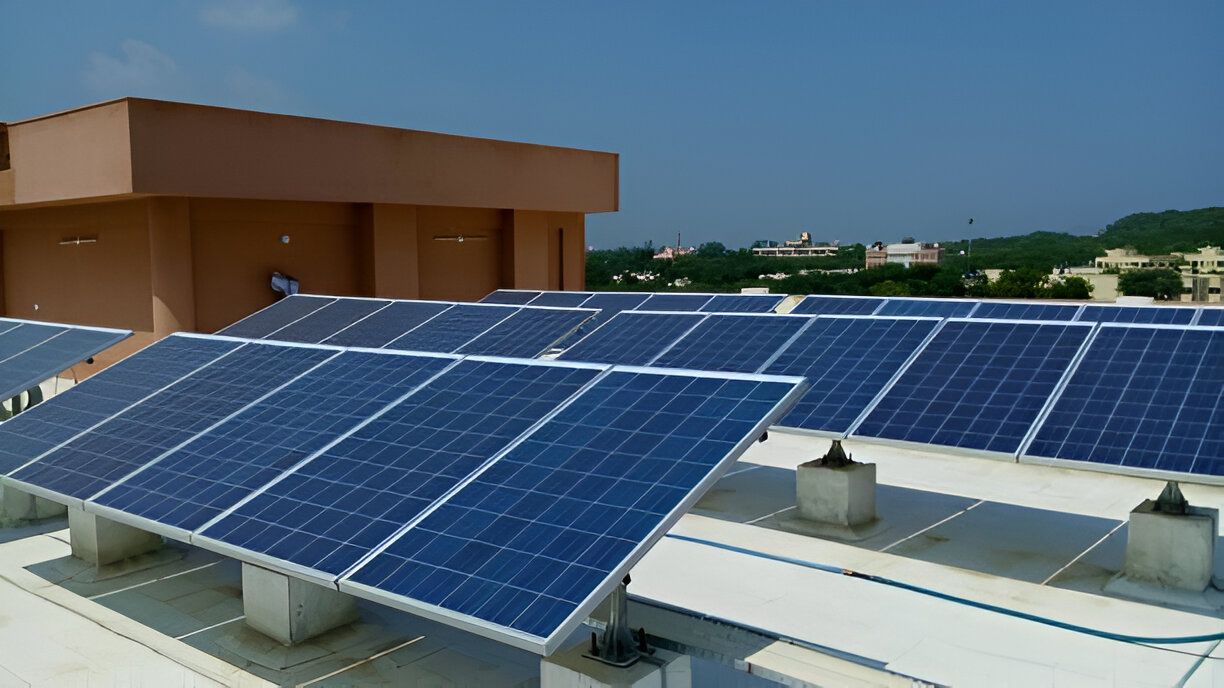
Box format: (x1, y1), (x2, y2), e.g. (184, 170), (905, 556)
(2, 1), (1220, 249)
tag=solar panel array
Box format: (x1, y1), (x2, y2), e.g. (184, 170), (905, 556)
(0, 333), (806, 654)
(0, 317), (131, 401)
(558, 312), (705, 366)
(653, 314), (809, 373)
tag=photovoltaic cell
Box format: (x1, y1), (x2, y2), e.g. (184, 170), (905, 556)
(265, 298), (390, 343)
(874, 299), (978, 318)
(1198, 309), (1224, 327)
(635, 294), (714, 311)
(970, 302), (1082, 321)
(1076, 305), (1196, 325)
(218, 295), (336, 338)
(481, 290), (541, 305)
(653, 315), (809, 373)
(199, 360), (601, 577)
(789, 296), (885, 316)
(765, 317), (940, 433)
(458, 308), (595, 358)
(385, 305), (518, 353)
(557, 312), (705, 366)
(0, 337), (240, 474)
(1026, 326), (1224, 476)
(322, 302), (453, 348)
(93, 351), (456, 532)
(9, 343), (337, 500)
(348, 370), (801, 648)
(854, 320), (1092, 453)
(700, 294), (785, 313)
(528, 292), (594, 308)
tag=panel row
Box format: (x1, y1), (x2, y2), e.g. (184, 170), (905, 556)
(0, 317), (131, 401)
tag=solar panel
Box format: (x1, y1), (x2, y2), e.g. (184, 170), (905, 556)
(653, 314), (810, 373)
(91, 351), (457, 534)
(528, 292), (594, 308)
(635, 294), (714, 311)
(0, 336), (240, 474)
(385, 304), (518, 353)
(765, 316), (941, 434)
(0, 322), (67, 358)
(970, 302), (1082, 321)
(0, 324), (131, 401)
(1076, 305), (1196, 325)
(873, 299), (978, 318)
(700, 294), (785, 313)
(480, 290), (541, 305)
(7, 342), (337, 502)
(264, 298), (390, 343)
(197, 359), (602, 579)
(853, 320), (1093, 454)
(1024, 325), (1224, 477)
(557, 312), (706, 366)
(321, 301), (454, 348)
(1198, 309), (1224, 327)
(344, 368), (805, 654)
(458, 308), (596, 358)
(789, 296), (885, 315)
(218, 295), (337, 338)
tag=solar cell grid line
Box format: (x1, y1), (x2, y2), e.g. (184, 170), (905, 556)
(194, 358), (606, 582)
(322, 301), (456, 348)
(457, 307), (598, 358)
(217, 295), (338, 338)
(634, 293), (716, 312)
(788, 295), (887, 316)
(480, 290), (542, 305)
(851, 319), (1094, 455)
(262, 297), (392, 343)
(0, 319), (24, 336)
(0, 323), (69, 361)
(1075, 304), (1197, 325)
(1197, 308), (1224, 327)
(652, 314), (813, 373)
(873, 298), (980, 318)
(765, 316), (944, 435)
(527, 292), (594, 308)
(1022, 324), (1224, 479)
(699, 294), (786, 313)
(384, 304), (521, 353)
(556, 311), (708, 366)
(969, 301), (1084, 321)
(6, 340), (341, 506)
(0, 327), (132, 402)
(88, 350), (461, 538)
(0, 336), (241, 475)
(342, 367), (808, 654)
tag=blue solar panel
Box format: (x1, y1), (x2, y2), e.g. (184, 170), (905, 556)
(557, 312), (706, 366)
(347, 369), (802, 649)
(218, 295), (336, 338)
(765, 317), (941, 433)
(265, 298), (390, 343)
(0, 337), (240, 474)
(481, 290), (541, 305)
(0, 327), (130, 400)
(92, 351), (456, 532)
(854, 320), (1092, 453)
(635, 294), (714, 311)
(0, 323), (67, 358)
(9, 343), (337, 501)
(385, 305), (518, 353)
(1198, 309), (1224, 327)
(1026, 326), (1224, 476)
(0, 320), (21, 336)
(458, 308), (595, 358)
(198, 360), (601, 577)
(528, 292), (594, 308)
(700, 294), (785, 313)
(653, 315), (809, 373)
(321, 301), (453, 348)
(874, 299), (978, 318)
(789, 296), (885, 315)
(970, 302), (1082, 321)
(580, 293), (651, 315)
(1076, 305), (1196, 324)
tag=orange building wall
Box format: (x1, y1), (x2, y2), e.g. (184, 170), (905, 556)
(416, 206), (505, 301)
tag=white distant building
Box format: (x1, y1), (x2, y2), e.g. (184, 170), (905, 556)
(865, 237), (943, 268)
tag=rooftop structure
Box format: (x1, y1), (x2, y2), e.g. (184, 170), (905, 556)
(752, 232), (840, 257)
(865, 238), (943, 268)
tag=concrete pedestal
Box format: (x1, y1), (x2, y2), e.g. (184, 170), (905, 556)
(796, 461), (876, 526)
(242, 563), (359, 645)
(68, 507), (162, 566)
(1, 484), (67, 522)
(1118, 501), (1217, 591)
(541, 643), (692, 688)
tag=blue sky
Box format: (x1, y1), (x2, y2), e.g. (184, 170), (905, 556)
(2, 1), (1220, 248)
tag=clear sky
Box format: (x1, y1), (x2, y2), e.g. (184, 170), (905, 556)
(2, 1), (1220, 248)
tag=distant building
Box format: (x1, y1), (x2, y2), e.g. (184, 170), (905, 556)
(1090, 246), (1221, 302)
(1094, 248), (1181, 271)
(865, 237), (943, 268)
(752, 232), (839, 257)
(653, 245), (696, 260)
